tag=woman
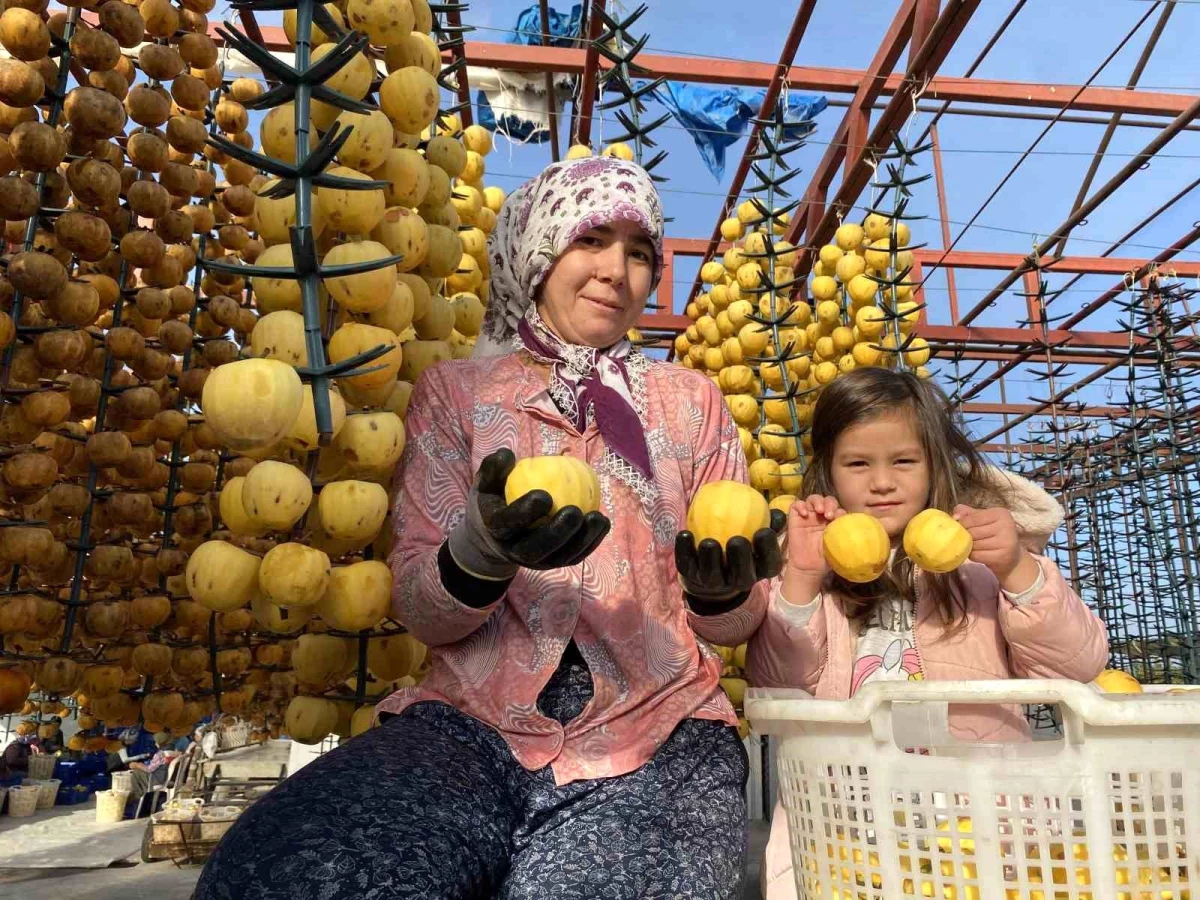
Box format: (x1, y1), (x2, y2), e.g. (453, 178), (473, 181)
(1, 731), (40, 779)
(126, 731), (174, 805)
(194, 157), (783, 899)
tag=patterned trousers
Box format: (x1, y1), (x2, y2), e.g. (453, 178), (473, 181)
(193, 654), (749, 900)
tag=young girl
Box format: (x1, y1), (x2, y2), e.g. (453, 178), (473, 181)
(747, 367), (1109, 900)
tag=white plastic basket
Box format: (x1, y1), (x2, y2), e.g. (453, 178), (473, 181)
(95, 789), (129, 824)
(218, 722), (250, 750)
(7, 784), (40, 818)
(33, 778), (60, 809)
(747, 680), (1200, 900)
(26, 754), (56, 781)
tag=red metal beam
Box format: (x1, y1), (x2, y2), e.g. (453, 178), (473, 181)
(187, 26), (1197, 121)
(929, 124), (959, 322)
(638, 339), (1194, 369)
(571, 0), (605, 147)
(1061, 223), (1200, 330)
(963, 402), (1167, 419)
(930, 349), (1200, 367)
(954, 93), (1200, 326)
(682, 0), (818, 314)
(444, 4), (473, 127)
(793, 0), (921, 244)
(789, 0), (981, 253)
(634, 314), (1182, 354)
(537, 0), (560, 160)
(438, 42), (1197, 119)
(910, 0), (942, 65)
(922, 324), (1135, 349)
(656, 248), (675, 318)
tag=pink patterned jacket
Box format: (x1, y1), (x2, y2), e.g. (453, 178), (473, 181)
(376, 350), (770, 786)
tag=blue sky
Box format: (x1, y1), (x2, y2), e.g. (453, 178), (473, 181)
(462, 0), (1200, 446)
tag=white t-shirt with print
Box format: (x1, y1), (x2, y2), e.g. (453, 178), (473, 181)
(772, 568), (1045, 694)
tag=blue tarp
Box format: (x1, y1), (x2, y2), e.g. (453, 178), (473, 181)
(476, 93), (546, 144)
(476, 2), (828, 175)
(509, 2), (583, 46)
(475, 2), (583, 143)
(649, 82), (827, 181)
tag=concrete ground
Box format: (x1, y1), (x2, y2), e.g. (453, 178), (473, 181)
(0, 821), (771, 900)
(0, 857), (204, 900)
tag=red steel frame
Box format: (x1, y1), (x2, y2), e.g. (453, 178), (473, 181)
(195, 27), (1197, 120)
(448, 42), (1196, 118)
(201, 8), (1200, 450)
(681, 0), (819, 310)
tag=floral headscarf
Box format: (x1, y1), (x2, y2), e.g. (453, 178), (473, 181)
(473, 157), (666, 490)
(474, 156), (665, 356)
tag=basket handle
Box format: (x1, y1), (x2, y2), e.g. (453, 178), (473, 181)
(746, 678), (1200, 739)
(859, 680), (1098, 746)
(858, 678), (1098, 707)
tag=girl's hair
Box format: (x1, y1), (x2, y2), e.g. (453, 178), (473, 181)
(801, 367), (1001, 632)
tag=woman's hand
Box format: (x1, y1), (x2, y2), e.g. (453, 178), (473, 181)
(780, 495), (846, 606)
(447, 449), (611, 578)
(675, 508), (786, 606)
(953, 505), (1041, 593)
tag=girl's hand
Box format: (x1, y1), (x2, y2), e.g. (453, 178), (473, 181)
(953, 505), (1041, 592)
(781, 495), (846, 605)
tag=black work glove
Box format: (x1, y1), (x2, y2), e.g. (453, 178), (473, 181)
(446, 449), (611, 580)
(675, 508), (786, 613)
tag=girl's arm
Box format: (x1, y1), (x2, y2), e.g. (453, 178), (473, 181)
(746, 494), (843, 692)
(388, 366), (506, 647)
(745, 586), (829, 693)
(994, 556), (1110, 682)
(955, 505), (1109, 682)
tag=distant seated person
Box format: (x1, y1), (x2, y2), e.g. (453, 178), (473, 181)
(125, 732), (175, 805)
(39, 717), (64, 755)
(1, 730), (41, 779)
(105, 726), (157, 773)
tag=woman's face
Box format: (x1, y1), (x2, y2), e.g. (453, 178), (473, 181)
(536, 220), (656, 348)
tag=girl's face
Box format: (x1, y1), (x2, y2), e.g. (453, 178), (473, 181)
(535, 220), (656, 348)
(829, 410), (930, 540)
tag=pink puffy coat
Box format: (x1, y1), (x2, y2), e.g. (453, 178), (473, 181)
(748, 471), (1110, 900)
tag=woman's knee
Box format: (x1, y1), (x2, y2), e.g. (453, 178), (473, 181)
(194, 712), (517, 900)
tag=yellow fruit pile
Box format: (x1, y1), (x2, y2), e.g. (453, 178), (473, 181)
(805, 814), (1192, 900)
(0, 0), (521, 749)
(711, 642), (750, 737)
(673, 208), (931, 476)
(195, 1), (518, 743)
